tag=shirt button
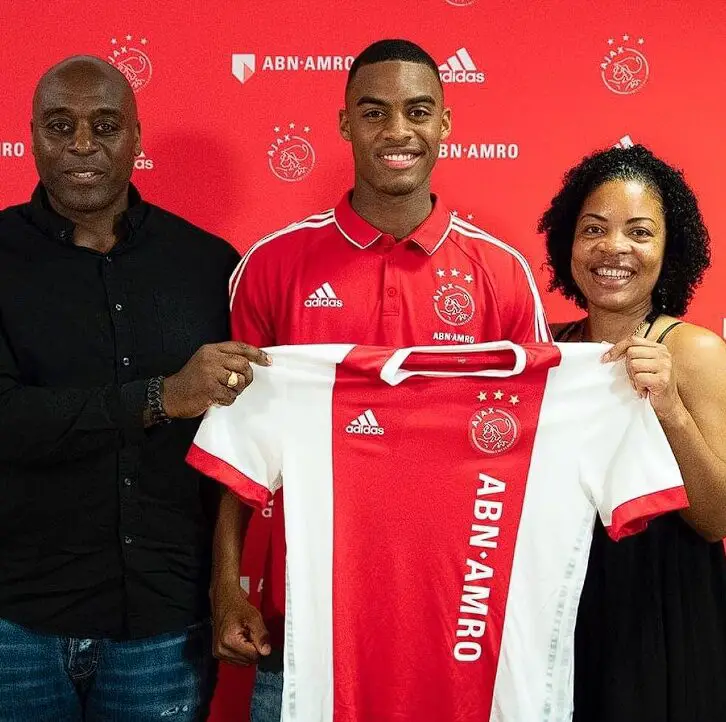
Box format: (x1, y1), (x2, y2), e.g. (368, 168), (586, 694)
(386, 287), (397, 297)
(58, 230), (70, 241)
(122, 357), (131, 366)
(124, 536), (133, 545)
(115, 303), (123, 312)
(105, 255), (113, 263)
(123, 477), (132, 487)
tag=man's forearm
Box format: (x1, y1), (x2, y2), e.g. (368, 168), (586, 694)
(212, 489), (254, 592)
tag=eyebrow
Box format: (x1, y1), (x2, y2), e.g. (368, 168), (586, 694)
(356, 94), (437, 107)
(41, 106), (124, 118)
(579, 213), (656, 224)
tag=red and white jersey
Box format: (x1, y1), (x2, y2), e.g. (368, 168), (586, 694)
(188, 342), (686, 722)
(230, 192), (550, 633)
(229, 193), (550, 348)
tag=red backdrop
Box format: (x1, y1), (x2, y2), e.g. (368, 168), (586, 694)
(2, 1), (725, 719)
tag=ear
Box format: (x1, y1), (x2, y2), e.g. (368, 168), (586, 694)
(134, 121), (142, 156)
(440, 107), (452, 141)
(30, 120), (35, 156)
(339, 108), (351, 142)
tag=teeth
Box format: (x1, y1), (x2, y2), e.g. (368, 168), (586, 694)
(594, 267), (632, 279)
(383, 154), (415, 161)
(71, 172), (96, 178)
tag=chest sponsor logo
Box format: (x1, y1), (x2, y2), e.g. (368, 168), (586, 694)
(108, 35), (152, 93)
(600, 35), (649, 95)
(469, 390), (521, 455)
(346, 409), (384, 436)
(304, 282), (343, 308)
(433, 267), (476, 327)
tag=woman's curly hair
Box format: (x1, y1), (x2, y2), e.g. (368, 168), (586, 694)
(538, 144), (710, 316)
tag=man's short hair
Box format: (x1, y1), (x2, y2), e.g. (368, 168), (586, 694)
(346, 39), (442, 91)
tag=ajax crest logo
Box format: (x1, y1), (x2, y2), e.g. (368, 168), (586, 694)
(268, 123), (315, 182)
(600, 35), (649, 95)
(108, 35), (152, 93)
(433, 268), (476, 326)
(469, 391), (521, 455)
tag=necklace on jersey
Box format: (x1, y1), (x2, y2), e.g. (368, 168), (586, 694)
(576, 308), (659, 343)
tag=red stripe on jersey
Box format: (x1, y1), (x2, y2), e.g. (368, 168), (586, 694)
(330, 344), (561, 721)
(606, 485), (689, 541)
(186, 444), (271, 508)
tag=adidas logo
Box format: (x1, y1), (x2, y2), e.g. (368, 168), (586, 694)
(304, 282), (343, 308)
(438, 48), (486, 84)
(345, 409), (385, 436)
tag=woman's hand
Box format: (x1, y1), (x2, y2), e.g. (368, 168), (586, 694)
(602, 336), (684, 421)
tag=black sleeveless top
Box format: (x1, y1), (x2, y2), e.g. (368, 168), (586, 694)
(556, 321), (726, 722)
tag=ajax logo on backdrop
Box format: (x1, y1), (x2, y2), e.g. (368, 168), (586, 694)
(267, 123), (316, 182)
(108, 35), (152, 93)
(600, 35), (649, 95)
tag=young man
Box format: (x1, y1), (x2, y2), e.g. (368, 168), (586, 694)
(210, 39), (549, 721)
(0, 56), (266, 721)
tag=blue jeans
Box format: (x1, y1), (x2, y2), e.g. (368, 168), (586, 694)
(250, 667), (283, 722)
(0, 617), (216, 721)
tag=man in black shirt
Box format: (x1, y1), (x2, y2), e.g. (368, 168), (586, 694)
(0, 56), (266, 721)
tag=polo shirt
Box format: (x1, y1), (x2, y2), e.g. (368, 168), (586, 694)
(229, 192), (550, 643)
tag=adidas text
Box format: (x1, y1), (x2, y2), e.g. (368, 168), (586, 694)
(304, 298), (343, 308)
(439, 69), (485, 84)
(345, 424), (384, 435)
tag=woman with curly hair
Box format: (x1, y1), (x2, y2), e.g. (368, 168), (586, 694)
(539, 144), (726, 722)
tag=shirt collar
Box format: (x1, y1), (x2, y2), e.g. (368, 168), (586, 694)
(28, 183), (148, 245)
(333, 191), (453, 255)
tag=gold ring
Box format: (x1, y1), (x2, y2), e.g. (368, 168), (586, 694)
(226, 371), (239, 388)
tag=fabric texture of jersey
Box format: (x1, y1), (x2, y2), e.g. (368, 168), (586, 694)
(228, 192), (550, 638)
(188, 342), (686, 722)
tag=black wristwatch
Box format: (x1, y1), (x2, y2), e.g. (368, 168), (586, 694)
(146, 376), (171, 425)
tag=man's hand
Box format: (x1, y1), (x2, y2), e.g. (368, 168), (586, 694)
(162, 341), (271, 419)
(602, 336), (684, 420)
(212, 581), (271, 666)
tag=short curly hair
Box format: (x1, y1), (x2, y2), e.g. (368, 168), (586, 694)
(538, 144), (710, 316)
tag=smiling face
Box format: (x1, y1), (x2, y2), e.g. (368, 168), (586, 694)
(31, 57), (140, 216)
(571, 178), (666, 314)
(339, 60), (451, 198)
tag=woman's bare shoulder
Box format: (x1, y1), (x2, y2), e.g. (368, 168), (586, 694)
(664, 320), (726, 371)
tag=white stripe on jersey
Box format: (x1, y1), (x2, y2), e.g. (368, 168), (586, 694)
(229, 211), (335, 310)
(450, 218), (550, 343)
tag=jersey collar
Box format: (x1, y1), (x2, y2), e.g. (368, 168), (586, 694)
(333, 191), (453, 255)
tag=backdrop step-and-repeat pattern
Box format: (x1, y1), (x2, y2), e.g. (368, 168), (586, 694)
(2, 1), (725, 719)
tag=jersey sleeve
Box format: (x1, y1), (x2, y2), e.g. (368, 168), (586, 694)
(228, 239), (277, 346)
(500, 252), (550, 344)
(577, 358), (688, 541)
(186, 364), (284, 508)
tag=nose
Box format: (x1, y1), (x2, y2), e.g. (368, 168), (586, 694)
(595, 229), (631, 254)
(68, 121), (99, 155)
(382, 111), (413, 143)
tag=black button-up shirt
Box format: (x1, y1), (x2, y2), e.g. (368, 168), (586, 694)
(0, 185), (239, 639)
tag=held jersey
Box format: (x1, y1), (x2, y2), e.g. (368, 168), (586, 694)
(187, 342), (687, 722)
